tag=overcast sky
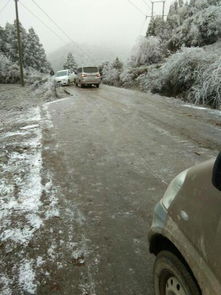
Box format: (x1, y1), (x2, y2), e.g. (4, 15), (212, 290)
(0, 0), (174, 54)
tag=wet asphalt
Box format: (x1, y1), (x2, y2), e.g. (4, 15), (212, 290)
(40, 84), (220, 295)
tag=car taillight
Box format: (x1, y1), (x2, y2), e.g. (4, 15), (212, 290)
(81, 74), (87, 77)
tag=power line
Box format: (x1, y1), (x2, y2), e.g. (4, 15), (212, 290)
(29, 0), (92, 62)
(0, 0), (11, 16)
(140, 0), (152, 10)
(151, 0), (166, 19)
(127, 0), (147, 17)
(31, 0), (74, 44)
(19, 1), (67, 43)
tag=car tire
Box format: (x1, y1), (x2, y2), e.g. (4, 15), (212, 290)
(80, 83), (84, 88)
(96, 84), (100, 88)
(68, 80), (70, 86)
(154, 251), (201, 295)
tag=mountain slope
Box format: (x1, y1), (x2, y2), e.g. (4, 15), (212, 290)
(48, 42), (130, 71)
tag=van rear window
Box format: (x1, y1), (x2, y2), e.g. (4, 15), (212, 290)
(83, 67), (98, 73)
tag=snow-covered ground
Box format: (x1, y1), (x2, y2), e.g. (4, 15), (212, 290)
(0, 104), (60, 294)
(0, 85), (98, 295)
(0, 85), (60, 294)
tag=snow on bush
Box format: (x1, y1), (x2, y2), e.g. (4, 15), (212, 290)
(102, 59), (123, 87)
(119, 68), (134, 88)
(0, 55), (55, 100)
(0, 54), (20, 83)
(150, 47), (210, 95)
(102, 66), (120, 86)
(168, 5), (221, 50)
(146, 47), (220, 108)
(188, 56), (221, 108)
(130, 36), (166, 67)
(25, 68), (56, 100)
(136, 64), (161, 92)
(120, 66), (149, 88)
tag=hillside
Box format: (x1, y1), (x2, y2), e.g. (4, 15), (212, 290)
(47, 42), (130, 71)
(102, 0), (221, 109)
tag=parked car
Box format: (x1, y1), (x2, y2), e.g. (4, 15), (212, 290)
(54, 69), (76, 86)
(75, 66), (101, 88)
(148, 152), (221, 295)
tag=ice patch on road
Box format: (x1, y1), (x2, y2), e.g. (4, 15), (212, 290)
(0, 130), (31, 140)
(44, 96), (72, 106)
(20, 124), (39, 130)
(183, 103), (221, 115)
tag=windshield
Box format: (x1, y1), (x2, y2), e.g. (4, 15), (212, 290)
(55, 71), (68, 77)
(83, 67), (98, 73)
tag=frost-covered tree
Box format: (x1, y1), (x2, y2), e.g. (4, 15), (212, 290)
(112, 57), (123, 70)
(0, 26), (7, 54)
(147, 17), (171, 42)
(24, 28), (50, 73)
(0, 22), (50, 83)
(130, 36), (165, 67)
(117, 0), (221, 108)
(0, 53), (20, 83)
(63, 52), (78, 72)
(102, 58), (124, 86)
(168, 5), (221, 50)
(4, 22), (18, 62)
(148, 47), (221, 108)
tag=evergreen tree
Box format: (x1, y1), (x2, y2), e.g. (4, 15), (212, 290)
(24, 27), (50, 73)
(146, 17), (171, 42)
(5, 22), (18, 62)
(0, 26), (7, 54)
(63, 52), (77, 72)
(112, 57), (123, 71)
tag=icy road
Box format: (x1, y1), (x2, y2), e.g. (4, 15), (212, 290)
(0, 84), (220, 294)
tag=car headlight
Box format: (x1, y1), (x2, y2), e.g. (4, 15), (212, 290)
(161, 169), (188, 210)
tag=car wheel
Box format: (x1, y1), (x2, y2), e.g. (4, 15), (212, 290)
(68, 79), (70, 86)
(154, 251), (201, 295)
(80, 83), (84, 88)
(96, 84), (100, 88)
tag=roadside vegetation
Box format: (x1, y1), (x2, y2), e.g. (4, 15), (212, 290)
(0, 22), (55, 99)
(102, 0), (221, 109)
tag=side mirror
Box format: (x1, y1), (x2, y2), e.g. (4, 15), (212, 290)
(212, 152), (221, 191)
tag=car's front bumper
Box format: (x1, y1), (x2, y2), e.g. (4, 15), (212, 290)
(55, 79), (69, 85)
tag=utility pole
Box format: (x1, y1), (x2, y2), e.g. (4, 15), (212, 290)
(151, 1), (154, 18)
(15, 0), (24, 86)
(151, 1), (167, 19)
(162, 1), (165, 20)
